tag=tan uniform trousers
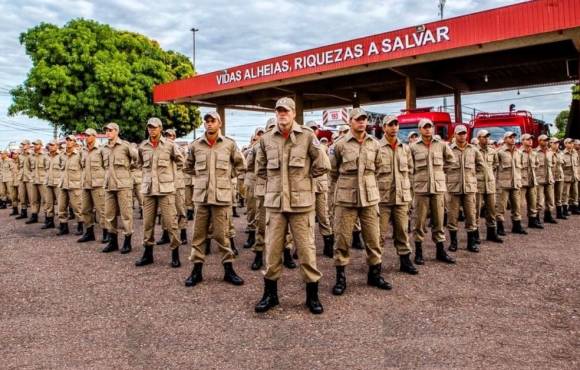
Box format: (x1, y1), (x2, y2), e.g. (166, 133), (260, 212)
(447, 193), (477, 232)
(0, 181), (7, 201)
(175, 188), (187, 229)
(11, 184), (19, 208)
(252, 195), (266, 252)
(334, 205), (382, 267)
(476, 193), (498, 228)
(184, 185), (194, 212)
(143, 195), (180, 249)
(315, 192), (332, 236)
(413, 194), (446, 243)
(105, 189), (133, 236)
(58, 188), (81, 224)
(81, 188), (105, 228)
(44, 186), (59, 217)
(264, 211), (321, 283)
(536, 184), (555, 214)
(520, 186), (538, 218)
(245, 186), (257, 232)
(189, 205), (234, 264)
(569, 181), (579, 206)
(133, 183), (143, 209)
(18, 182), (32, 209)
(554, 181), (564, 207)
(379, 203), (411, 256)
(496, 189), (522, 222)
(29, 183), (45, 214)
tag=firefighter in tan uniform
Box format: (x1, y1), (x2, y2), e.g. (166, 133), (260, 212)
(495, 131), (527, 235)
(42, 141), (61, 229)
(329, 108), (392, 297)
(551, 138), (566, 219)
(446, 125), (484, 253)
(135, 118), (184, 268)
(570, 139), (580, 214)
(57, 135), (83, 236)
(410, 119), (456, 265)
(16, 140), (33, 220)
(377, 116), (417, 274)
(130, 143), (144, 219)
(77, 129), (107, 243)
(520, 134), (543, 229)
(535, 134), (558, 224)
(0, 151), (14, 209)
(183, 149), (194, 221)
(243, 129), (264, 251)
(101, 122), (137, 254)
(561, 138), (580, 216)
(25, 140), (47, 224)
(475, 130), (503, 243)
(253, 98), (326, 314)
(184, 112), (245, 288)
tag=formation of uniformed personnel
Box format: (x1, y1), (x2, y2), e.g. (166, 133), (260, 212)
(520, 134), (543, 229)
(43, 140), (61, 229)
(0, 151), (14, 209)
(57, 135), (83, 236)
(561, 138), (580, 216)
(535, 134), (558, 224)
(26, 139), (48, 224)
(410, 119), (456, 265)
(9, 150), (21, 216)
(16, 140), (32, 220)
(551, 138), (567, 219)
(183, 111), (246, 288)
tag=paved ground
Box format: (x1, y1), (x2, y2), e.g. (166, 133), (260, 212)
(0, 208), (578, 369)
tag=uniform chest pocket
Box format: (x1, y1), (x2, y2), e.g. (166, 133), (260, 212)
(266, 149), (280, 169)
(501, 156), (513, 168)
(433, 152), (444, 166)
(487, 153), (495, 164)
(464, 153), (475, 169)
(142, 152), (152, 168)
(90, 159), (102, 168)
(341, 150), (358, 171)
(113, 157), (127, 167)
(289, 152), (306, 168)
(414, 151), (427, 169)
(365, 150), (376, 170)
(195, 153), (207, 171)
(157, 159), (170, 167)
(216, 152), (230, 170)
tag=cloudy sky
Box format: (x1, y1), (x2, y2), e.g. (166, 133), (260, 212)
(0, 0), (573, 148)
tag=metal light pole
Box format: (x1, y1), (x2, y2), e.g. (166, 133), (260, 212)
(191, 27), (199, 140)
(439, 0), (448, 116)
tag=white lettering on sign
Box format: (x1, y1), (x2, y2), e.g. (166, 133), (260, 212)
(215, 26), (451, 86)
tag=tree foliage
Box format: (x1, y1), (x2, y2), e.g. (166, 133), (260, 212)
(554, 109), (569, 138)
(9, 19), (200, 142)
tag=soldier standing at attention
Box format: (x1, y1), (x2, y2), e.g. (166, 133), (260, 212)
(329, 108), (392, 296)
(9, 151), (21, 216)
(561, 138), (580, 216)
(410, 119), (456, 265)
(243, 128), (264, 251)
(446, 125), (484, 253)
(26, 139), (48, 225)
(135, 118), (184, 268)
(16, 140), (33, 220)
(184, 112), (246, 288)
(535, 135), (558, 224)
(495, 132), (527, 235)
(520, 134), (543, 229)
(42, 141), (61, 229)
(101, 122), (137, 254)
(551, 138), (567, 219)
(377, 116), (417, 274)
(0, 151), (14, 209)
(78, 129), (107, 243)
(57, 135), (83, 236)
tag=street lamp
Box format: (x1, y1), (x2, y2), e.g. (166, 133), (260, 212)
(191, 27), (199, 72)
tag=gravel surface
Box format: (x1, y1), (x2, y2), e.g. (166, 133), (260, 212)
(0, 209), (578, 369)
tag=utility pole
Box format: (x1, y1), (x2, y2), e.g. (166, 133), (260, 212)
(439, 0), (448, 117)
(191, 27), (199, 141)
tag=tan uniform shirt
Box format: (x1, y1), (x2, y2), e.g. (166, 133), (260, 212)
(18, 152), (33, 182)
(476, 145), (498, 194)
(313, 143), (330, 194)
(520, 148), (538, 187)
(138, 136), (184, 195)
(12, 157), (21, 186)
(30, 152), (49, 185)
(81, 145), (106, 189)
(45, 153), (63, 187)
(102, 138), (137, 190)
(496, 145), (523, 189)
(173, 145), (186, 190)
(561, 149), (580, 182)
(1, 158), (14, 183)
(534, 147), (556, 185)
(553, 151), (565, 182)
(60, 149), (83, 190)
(186, 134), (245, 206)
(329, 132), (382, 208)
(409, 138), (456, 195)
(376, 137), (413, 205)
(256, 122), (329, 212)
(244, 144), (257, 189)
(447, 143), (484, 194)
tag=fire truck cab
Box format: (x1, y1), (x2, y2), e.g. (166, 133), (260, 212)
(469, 110), (549, 146)
(396, 107), (456, 142)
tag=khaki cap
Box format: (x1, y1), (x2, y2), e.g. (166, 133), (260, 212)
(339, 125), (349, 133)
(454, 124), (468, 134)
(147, 117), (163, 128)
(575, 139), (580, 145)
(563, 138), (573, 144)
(203, 112), (221, 122)
(84, 128), (97, 136)
(537, 134), (548, 141)
(275, 97), (295, 111)
(306, 121), (319, 129)
(254, 127), (265, 135)
(470, 138), (479, 145)
(477, 129), (490, 138)
(382, 115), (398, 126)
(549, 137), (560, 143)
(418, 118), (433, 129)
(104, 122), (119, 131)
(32, 139), (43, 145)
(48, 139), (59, 145)
(165, 128), (176, 136)
(407, 131), (419, 139)
(349, 108), (367, 120)
(503, 131), (517, 139)
(65, 135), (77, 142)
(20, 139), (31, 145)
(266, 117), (277, 130)
(320, 137), (328, 143)
(521, 133), (533, 140)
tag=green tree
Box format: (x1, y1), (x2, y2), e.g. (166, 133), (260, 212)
(9, 19), (200, 142)
(554, 109), (569, 139)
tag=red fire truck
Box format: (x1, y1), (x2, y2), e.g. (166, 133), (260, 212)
(468, 110), (549, 146)
(396, 107), (457, 142)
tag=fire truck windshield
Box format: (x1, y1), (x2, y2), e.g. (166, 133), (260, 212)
(397, 125), (419, 142)
(473, 126), (522, 142)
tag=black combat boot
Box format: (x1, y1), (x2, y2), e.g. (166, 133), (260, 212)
(528, 216), (543, 229)
(486, 226), (503, 243)
(414, 242), (424, 265)
(171, 246), (181, 268)
(497, 220), (506, 236)
(223, 262), (244, 286)
(232, 207), (239, 218)
(56, 222), (69, 236)
(135, 245), (154, 266)
(15, 208), (28, 219)
(367, 264), (393, 290)
(283, 248), (296, 269)
(74, 222), (84, 236)
(9, 206), (19, 216)
(102, 233), (118, 253)
(305, 282), (324, 314)
(572, 204), (580, 215)
(243, 230), (256, 249)
(323, 234), (334, 258)
(205, 239), (211, 255)
(156, 230), (170, 245)
(563, 205), (570, 217)
(184, 263), (203, 287)
(255, 278), (279, 313)
(120, 235), (132, 254)
(230, 238), (239, 257)
(0, 200), (6, 209)
(511, 220), (528, 234)
(186, 209), (194, 221)
(251, 251), (263, 270)
(332, 266), (347, 295)
(68, 207), (75, 220)
(77, 226), (95, 243)
(448, 230), (458, 252)
(25, 213), (38, 224)
(466, 231), (479, 253)
(436, 242), (456, 264)
(180, 229), (187, 245)
(473, 229), (481, 245)
(556, 206), (567, 220)
(139, 208), (143, 219)
(544, 210), (557, 224)
(351, 230), (364, 250)
(41, 216), (55, 229)
(101, 229), (109, 243)
(399, 254), (418, 275)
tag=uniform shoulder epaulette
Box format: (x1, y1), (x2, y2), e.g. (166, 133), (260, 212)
(302, 126), (314, 133)
(224, 135), (237, 143)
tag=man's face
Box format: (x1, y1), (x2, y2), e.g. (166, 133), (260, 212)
(13, 152), (19, 159)
(275, 107), (295, 127)
(350, 116), (368, 134)
(21, 144), (29, 152)
(575, 143), (580, 151)
(419, 124), (433, 139)
(48, 144), (57, 154)
(539, 139), (548, 149)
(204, 117), (221, 135)
(408, 135), (418, 144)
(505, 136), (515, 145)
(147, 125), (161, 139)
(383, 122), (399, 138)
(566, 142), (574, 150)
(165, 132), (176, 142)
(106, 128), (118, 140)
(455, 132), (467, 145)
(34, 143), (42, 152)
(522, 138), (532, 148)
(86, 135), (95, 146)
(479, 136), (488, 146)
(550, 142), (559, 151)
(66, 139), (75, 149)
